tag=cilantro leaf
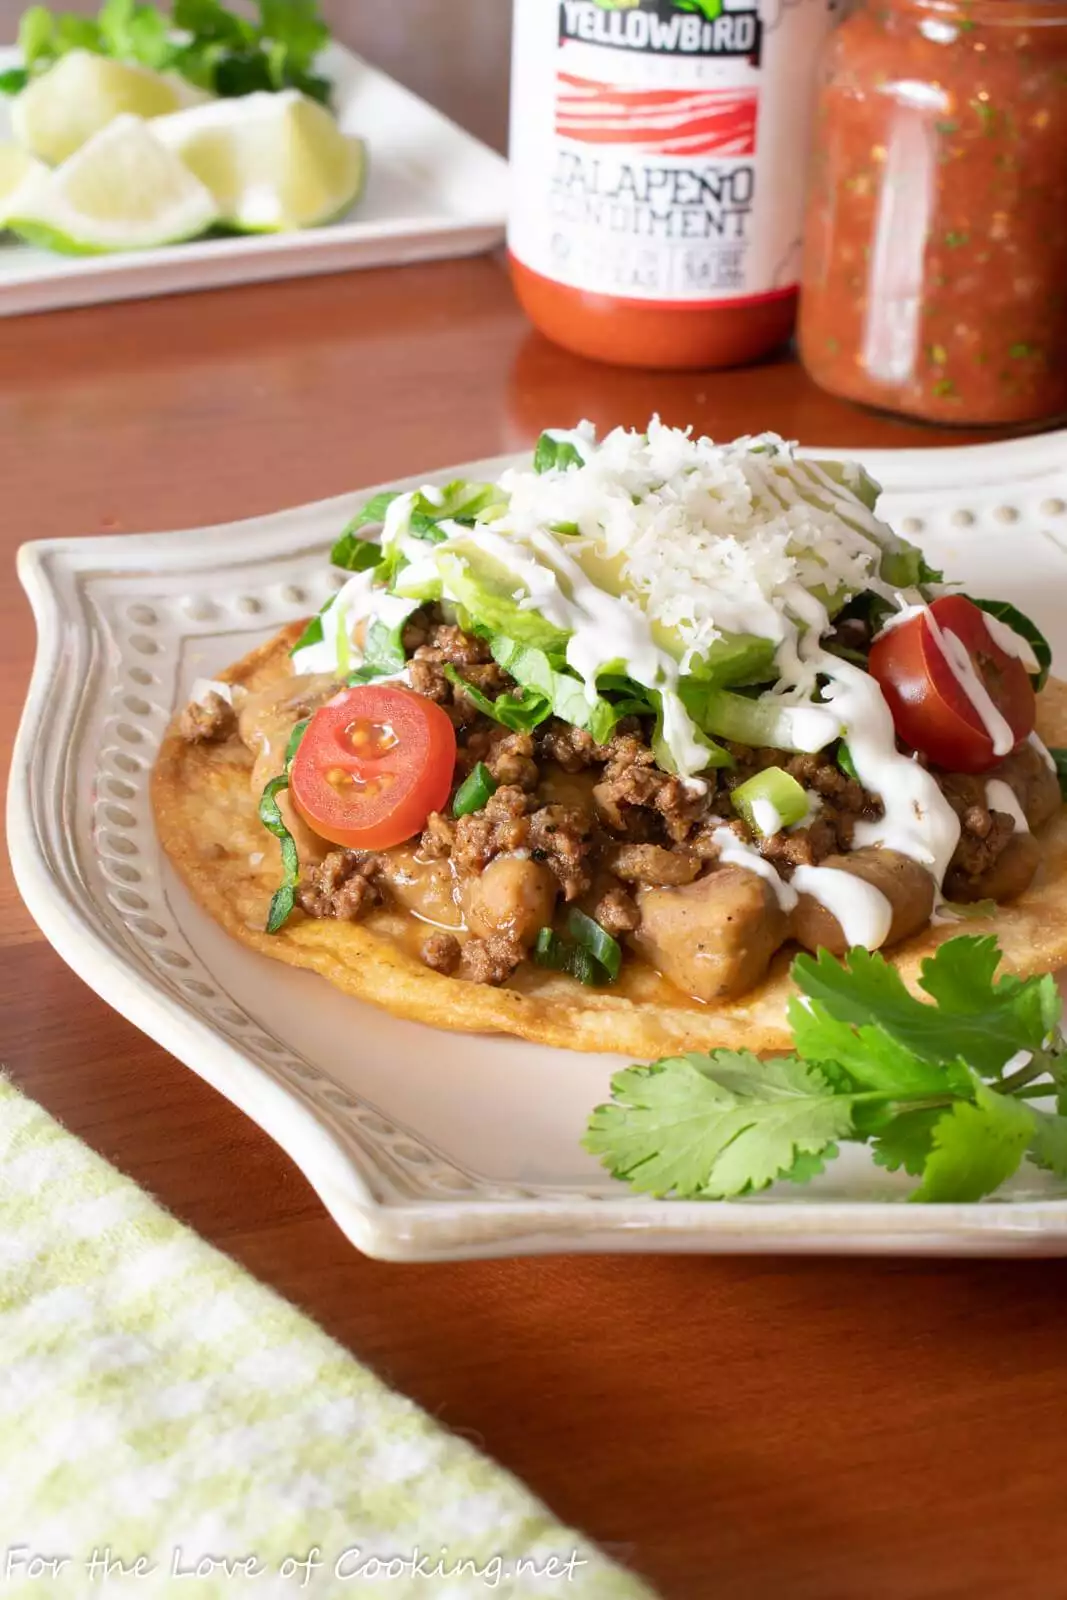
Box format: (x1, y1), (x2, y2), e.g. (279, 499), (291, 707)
(534, 432), (584, 474)
(174, 0), (254, 46)
(871, 1109), (941, 1176)
(1026, 1110), (1067, 1178)
(779, 1145), (840, 1185)
(583, 1052), (854, 1199)
(792, 941), (1058, 1079)
(98, 0), (175, 68)
(912, 1083), (1034, 1202)
(787, 996), (970, 1097)
(257, 0), (327, 74)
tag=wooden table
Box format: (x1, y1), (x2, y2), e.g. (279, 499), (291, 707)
(4, 7), (1067, 1597)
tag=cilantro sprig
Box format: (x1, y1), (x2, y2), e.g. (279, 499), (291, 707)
(4, 0), (331, 103)
(584, 936), (1067, 1203)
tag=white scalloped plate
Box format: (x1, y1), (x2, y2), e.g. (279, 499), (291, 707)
(11, 431), (1067, 1260)
(0, 43), (507, 316)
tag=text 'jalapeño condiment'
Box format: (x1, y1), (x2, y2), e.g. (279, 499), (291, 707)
(508, 0), (834, 369)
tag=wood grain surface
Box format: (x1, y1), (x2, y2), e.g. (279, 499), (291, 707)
(4, 6), (1067, 1597)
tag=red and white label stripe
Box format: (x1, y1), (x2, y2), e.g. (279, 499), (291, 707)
(555, 72), (758, 156)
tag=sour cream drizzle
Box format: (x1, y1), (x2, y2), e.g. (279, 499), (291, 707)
(712, 827), (798, 913)
(986, 779), (1029, 833)
(981, 611), (1041, 674)
(931, 618), (1015, 758)
(1029, 731), (1057, 772)
(792, 864), (895, 950)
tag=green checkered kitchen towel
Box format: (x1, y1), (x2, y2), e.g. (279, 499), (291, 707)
(0, 1078), (655, 1600)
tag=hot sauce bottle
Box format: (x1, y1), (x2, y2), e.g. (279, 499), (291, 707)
(507, 0), (835, 370)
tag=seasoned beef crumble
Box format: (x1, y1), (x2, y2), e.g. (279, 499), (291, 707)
(179, 691), (236, 744)
(297, 850), (382, 921)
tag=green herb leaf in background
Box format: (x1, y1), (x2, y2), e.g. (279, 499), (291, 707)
(5, 0), (333, 103)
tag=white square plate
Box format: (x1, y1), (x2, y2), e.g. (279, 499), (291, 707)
(11, 431), (1067, 1260)
(0, 42), (507, 315)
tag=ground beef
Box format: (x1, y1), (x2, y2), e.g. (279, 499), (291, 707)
(528, 802), (593, 901)
(451, 785), (532, 874)
(593, 885), (641, 935)
(948, 811), (1018, 884)
(484, 729), (539, 791)
(759, 816), (842, 869)
(460, 932), (525, 985)
(407, 618), (510, 722)
(427, 623), (493, 666)
(593, 734), (709, 844)
(421, 930), (461, 975)
(401, 611), (433, 653)
(607, 843), (700, 886)
(297, 850), (381, 920)
(180, 691), (237, 744)
(537, 720), (604, 773)
(408, 656), (451, 704)
(410, 640), (511, 727)
(939, 772), (1019, 882)
(783, 753), (878, 814)
(419, 811), (456, 860)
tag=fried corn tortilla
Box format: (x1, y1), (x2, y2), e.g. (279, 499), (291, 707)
(151, 623), (1067, 1057)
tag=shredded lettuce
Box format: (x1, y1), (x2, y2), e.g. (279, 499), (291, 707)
(489, 638), (625, 746)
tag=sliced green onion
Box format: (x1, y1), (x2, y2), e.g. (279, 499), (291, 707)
(695, 688), (840, 754)
(534, 927), (601, 987)
(259, 719), (310, 934)
(731, 767), (808, 838)
(453, 761), (498, 818)
(568, 908), (622, 981)
(259, 775), (300, 934)
(837, 742), (858, 782)
(284, 717), (310, 765)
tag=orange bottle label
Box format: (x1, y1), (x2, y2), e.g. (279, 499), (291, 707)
(508, 0), (832, 307)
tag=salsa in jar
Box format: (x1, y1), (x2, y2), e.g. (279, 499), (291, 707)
(798, 0), (1067, 426)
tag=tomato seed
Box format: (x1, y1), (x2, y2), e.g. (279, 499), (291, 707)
(344, 718), (399, 757)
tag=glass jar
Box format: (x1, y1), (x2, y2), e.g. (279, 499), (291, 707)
(798, 0), (1067, 426)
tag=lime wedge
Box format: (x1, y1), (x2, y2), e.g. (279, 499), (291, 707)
(153, 90), (366, 233)
(7, 114), (220, 254)
(0, 143), (47, 224)
(11, 49), (201, 165)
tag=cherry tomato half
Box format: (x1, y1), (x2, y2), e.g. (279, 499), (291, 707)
(290, 684), (456, 851)
(868, 595), (1036, 774)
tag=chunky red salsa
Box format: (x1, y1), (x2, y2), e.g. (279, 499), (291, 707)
(798, 0), (1067, 427)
